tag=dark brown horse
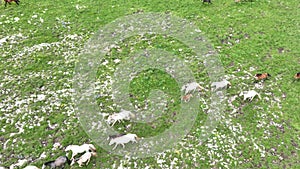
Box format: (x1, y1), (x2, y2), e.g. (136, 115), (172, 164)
(4, 0), (20, 7)
(203, 0), (212, 4)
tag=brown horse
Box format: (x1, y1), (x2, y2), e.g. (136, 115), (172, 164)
(4, 0), (20, 7)
(254, 73), (271, 81)
(182, 93), (193, 102)
(294, 72), (300, 80)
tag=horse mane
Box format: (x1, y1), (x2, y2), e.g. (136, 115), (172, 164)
(65, 156), (71, 165)
(44, 160), (55, 166)
(109, 133), (126, 139)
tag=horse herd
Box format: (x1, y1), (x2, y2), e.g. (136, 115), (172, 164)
(1, 137), (139, 168)
(1, 71), (299, 168)
(0, 144), (97, 169)
(181, 72), (300, 103)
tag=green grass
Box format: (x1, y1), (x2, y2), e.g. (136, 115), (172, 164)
(0, 0), (299, 168)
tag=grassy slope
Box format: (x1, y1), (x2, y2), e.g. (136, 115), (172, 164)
(0, 0), (299, 168)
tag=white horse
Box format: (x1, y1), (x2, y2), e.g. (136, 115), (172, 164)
(106, 109), (135, 126)
(9, 159), (28, 169)
(23, 166), (39, 169)
(211, 80), (231, 91)
(65, 144), (96, 160)
(181, 82), (204, 95)
(71, 151), (97, 167)
(239, 90), (261, 101)
(109, 134), (138, 150)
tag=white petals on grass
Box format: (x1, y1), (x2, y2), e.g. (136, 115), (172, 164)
(14, 17), (20, 22)
(0, 27), (85, 164)
(252, 138), (266, 158)
(52, 142), (62, 150)
(114, 59), (121, 63)
(102, 60), (109, 65)
(39, 152), (47, 159)
(75, 4), (87, 10)
(0, 33), (27, 47)
(37, 94), (46, 101)
(9, 159), (28, 169)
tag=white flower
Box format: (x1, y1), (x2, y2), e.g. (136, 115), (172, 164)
(114, 59), (121, 63)
(195, 29), (201, 33)
(39, 152), (47, 159)
(249, 67), (255, 71)
(157, 159), (165, 164)
(14, 17), (20, 22)
(102, 60), (109, 65)
(37, 94), (46, 101)
(52, 142), (61, 150)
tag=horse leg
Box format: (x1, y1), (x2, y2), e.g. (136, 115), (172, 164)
(113, 143), (118, 150)
(71, 153), (76, 160)
(257, 94), (261, 100)
(111, 120), (116, 127)
(86, 158), (91, 165)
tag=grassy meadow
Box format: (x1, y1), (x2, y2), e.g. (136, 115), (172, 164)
(0, 0), (299, 168)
